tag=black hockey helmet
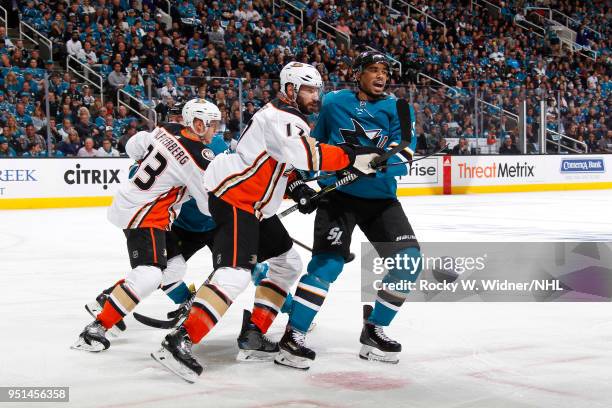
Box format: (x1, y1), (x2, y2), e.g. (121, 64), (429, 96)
(352, 50), (391, 73)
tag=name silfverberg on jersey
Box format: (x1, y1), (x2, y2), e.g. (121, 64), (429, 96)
(154, 131), (189, 165)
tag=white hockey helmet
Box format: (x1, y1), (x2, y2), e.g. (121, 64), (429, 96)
(280, 62), (323, 99)
(182, 98), (221, 130)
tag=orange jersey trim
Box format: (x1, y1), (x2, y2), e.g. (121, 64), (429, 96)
(137, 187), (182, 229)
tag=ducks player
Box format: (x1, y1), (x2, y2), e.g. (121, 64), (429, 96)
(275, 51), (422, 369)
(151, 61), (385, 382)
(72, 98), (223, 352)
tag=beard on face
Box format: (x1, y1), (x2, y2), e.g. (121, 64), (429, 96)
(296, 93), (320, 114)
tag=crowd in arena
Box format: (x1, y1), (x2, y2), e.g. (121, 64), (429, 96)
(0, 0), (609, 158)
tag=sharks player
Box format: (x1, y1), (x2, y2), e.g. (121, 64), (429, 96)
(72, 98), (223, 352)
(151, 61), (385, 382)
(275, 51), (422, 369)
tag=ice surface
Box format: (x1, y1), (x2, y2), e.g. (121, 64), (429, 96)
(1, 190), (611, 408)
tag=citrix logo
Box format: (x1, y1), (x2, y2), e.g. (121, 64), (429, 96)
(64, 164), (120, 190)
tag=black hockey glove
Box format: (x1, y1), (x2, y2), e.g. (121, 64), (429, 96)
(286, 179), (318, 214)
(339, 144), (387, 177)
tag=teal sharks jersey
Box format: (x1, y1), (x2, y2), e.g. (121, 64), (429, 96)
(312, 89), (416, 199)
(172, 134), (229, 233)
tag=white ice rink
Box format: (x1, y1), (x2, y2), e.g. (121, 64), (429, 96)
(1, 190), (612, 408)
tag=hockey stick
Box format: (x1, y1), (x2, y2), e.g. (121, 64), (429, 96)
(133, 310), (182, 329)
(279, 172), (358, 218)
(369, 98), (412, 169)
(376, 148), (449, 171)
(300, 150), (443, 184)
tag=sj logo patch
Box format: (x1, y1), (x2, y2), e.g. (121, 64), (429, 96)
(327, 227), (343, 246)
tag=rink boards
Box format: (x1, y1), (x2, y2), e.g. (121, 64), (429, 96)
(1, 155), (611, 209)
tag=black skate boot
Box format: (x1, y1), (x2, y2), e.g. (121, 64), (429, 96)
(71, 320), (110, 352)
(274, 325), (315, 370)
(84, 287), (127, 336)
(236, 310), (279, 361)
(151, 326), (203, 383)
(359, 305), (401, 364)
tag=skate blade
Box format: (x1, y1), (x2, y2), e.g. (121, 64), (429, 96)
(359, 345), (399, 364)
(236, 349), (278, 362)
(71, 337), (107, 352)
(273, 349), (311, 370)
(85, 303), (124, 338)
(151, 348), (199, 383)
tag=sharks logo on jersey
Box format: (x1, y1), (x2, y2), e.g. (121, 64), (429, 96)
(339, 118), (386, 148)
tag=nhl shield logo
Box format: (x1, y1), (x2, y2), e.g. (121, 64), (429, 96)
(202, 148), (215, 161)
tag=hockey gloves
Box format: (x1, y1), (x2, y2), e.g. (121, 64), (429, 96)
(287, 179), (319, 214)
(339, 144), (387, 177)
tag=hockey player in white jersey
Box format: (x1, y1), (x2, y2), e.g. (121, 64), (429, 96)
(151, 61), (386, 382)
(72, 99), (222, 352)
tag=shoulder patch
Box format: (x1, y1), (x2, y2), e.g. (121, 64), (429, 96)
(201, 148), (216, 161)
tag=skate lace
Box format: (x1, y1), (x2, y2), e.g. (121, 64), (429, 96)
(374, 325), (392, 342)
(291, 330), (306, 347)
(261, 334), (276, 347)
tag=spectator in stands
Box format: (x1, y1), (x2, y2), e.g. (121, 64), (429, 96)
(0, 91), (12, 116)
(77, 41), (98, 65)
(0, 136), (16, 157)
(108, 63), (128, 94)
(451, 137), (471, 155)
(103, 126), (117, 143)
(75, 107), (98, 141)
(499, 136), (520, 155)
(599, 131), (612, 153)
(0, 27), (13, 49)
(82, 85), (96, 108)
(57, 118), (74, 141)
(57, 129), (81, 157)
(586, 133), (600, 152)
(31, 104), (47, 132)
(62, 79), (82, 104)
(96, 138), (120, 157)
(434, 137), (451, 154)
(14, 103), (33, 128)
(22, 141), (45, 157)
(160, 79), (179, 100)
(24, 124), (46, 152)
(77, 137), (97, 157)
(66, 30), (83, 57)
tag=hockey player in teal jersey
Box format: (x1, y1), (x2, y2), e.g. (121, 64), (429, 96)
(275, 51), (423, 369)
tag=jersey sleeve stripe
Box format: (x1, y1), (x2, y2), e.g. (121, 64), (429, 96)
(299, 136), (314, 170)
(211, 151), (269, 195)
